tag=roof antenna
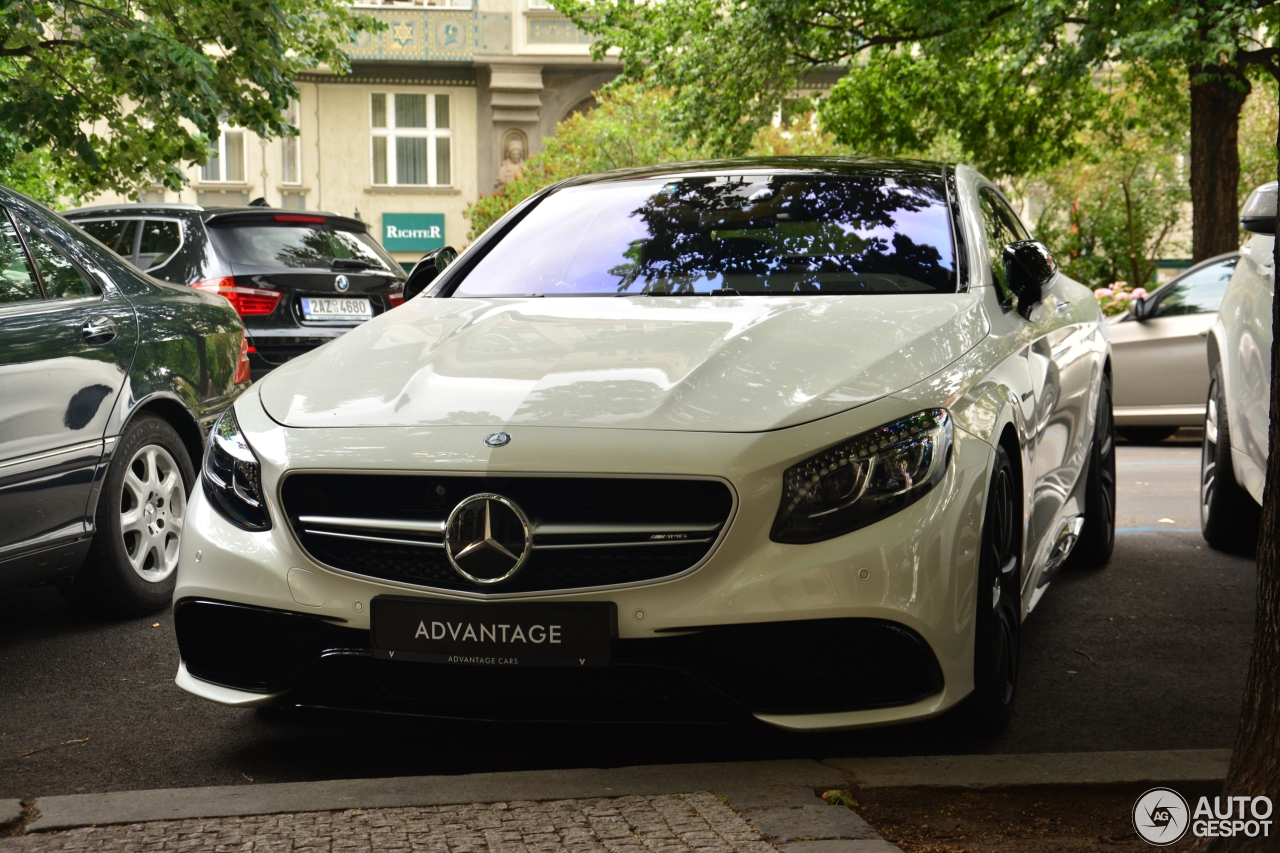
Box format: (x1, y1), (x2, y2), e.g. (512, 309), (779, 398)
(248, 197), (270, 207)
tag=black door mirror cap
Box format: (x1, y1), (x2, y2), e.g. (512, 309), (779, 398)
(1242, 215), (1277, 235)
(402, 246), (459, 301)
(1003, 240), (1058, 308)
(1241, 182), (1277, 235)
(1128, 295), (1149, 321)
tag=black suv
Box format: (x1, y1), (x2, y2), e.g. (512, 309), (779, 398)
(64, 204), (407, 379)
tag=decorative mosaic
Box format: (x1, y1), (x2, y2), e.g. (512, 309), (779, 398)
(348, 9), (476, 62)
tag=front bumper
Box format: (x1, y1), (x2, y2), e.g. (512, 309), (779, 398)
(174, 391), (993, 730)
(174, 598), (943, 723)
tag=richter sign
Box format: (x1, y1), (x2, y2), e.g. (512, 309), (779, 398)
(382, 213), (445, 251)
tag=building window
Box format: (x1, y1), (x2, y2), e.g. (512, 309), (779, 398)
(282, 100), (301, 185)
(202, 128), (245, 183)
(527, 0), (555, 8)
(371, 93), (451, 187)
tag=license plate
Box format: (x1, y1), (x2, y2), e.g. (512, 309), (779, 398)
(301, 297), (372, 320)
(370, 597), (614, 668)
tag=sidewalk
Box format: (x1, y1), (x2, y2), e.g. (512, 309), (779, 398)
(0, 750), (1232, 852)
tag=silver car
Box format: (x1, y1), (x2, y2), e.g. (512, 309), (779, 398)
(1109, 252), (1239, 443)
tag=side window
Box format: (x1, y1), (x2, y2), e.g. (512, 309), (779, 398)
(15, 217), (98, 300)
(79, 219), (139, 260)
(978, 188), (1019, 305)
(1149, 259), (1238, 318)
(0, 212), (41, 305)
(137, 220), (182, 271)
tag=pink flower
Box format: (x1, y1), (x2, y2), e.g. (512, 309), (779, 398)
(1131, 287), (1149, 299)
(1095, 288), (1114, 297)
(1116, 291), (1133, 300)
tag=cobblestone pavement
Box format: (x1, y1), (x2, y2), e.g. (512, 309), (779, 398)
(0, 793), (780, 852)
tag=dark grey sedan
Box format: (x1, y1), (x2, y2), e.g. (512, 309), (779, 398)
(0, 186), (248, 616)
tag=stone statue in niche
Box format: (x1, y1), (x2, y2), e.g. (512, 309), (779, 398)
(496, 134), (526, 187)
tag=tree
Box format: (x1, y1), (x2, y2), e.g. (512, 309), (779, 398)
(464, 83), (844, 239)
(0, 0), (378, 202)
(557, 0), (1275, 261)
(1034, 68), (1191, 292)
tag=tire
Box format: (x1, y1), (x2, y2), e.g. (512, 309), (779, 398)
(1201, 364), (1260, 555)
(1067, 372), (1116, 569)
(963, 444), (1021, 734)
(63, 415), (195, 617)
(1118, 426), (1178, 444)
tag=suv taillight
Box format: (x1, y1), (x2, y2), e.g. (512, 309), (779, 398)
(388, 290), (405, 307)
(194, 277), (281, 317)
(234, 335), (252, 384)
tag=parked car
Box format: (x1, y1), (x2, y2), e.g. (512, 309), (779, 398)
(1109, 252), (1239, 443)
(1203, 181), (1277, 553)
(0, 186), (248, 615)
(173, 159), (1113, 731)
(63, 204), (407, 379)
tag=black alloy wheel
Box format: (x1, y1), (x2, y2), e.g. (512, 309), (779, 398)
(965, 444), (1021, 733)
(1201, 364), (1260, 555)
(1067, 372), (1116, 568)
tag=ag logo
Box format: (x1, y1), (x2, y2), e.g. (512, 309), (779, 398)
(1133, 787), (1190, 845)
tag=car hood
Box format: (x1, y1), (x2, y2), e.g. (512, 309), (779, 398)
(258, 294), (987, 433)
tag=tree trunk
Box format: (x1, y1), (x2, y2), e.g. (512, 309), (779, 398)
(1189, 66), (1249, 262)
(1204, 83), (1280, 853)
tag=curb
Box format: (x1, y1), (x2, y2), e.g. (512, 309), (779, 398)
(0, 799), (21, 828)
(825, 748), (1231, 790)
(24, 758), (897, 849)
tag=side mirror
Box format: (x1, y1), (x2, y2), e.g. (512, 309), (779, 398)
(402, 246), (458, 301)
(1003, 240), (1057, 307)
(1241, 181), (1277, 235)
(1128, 295), (1149, 321)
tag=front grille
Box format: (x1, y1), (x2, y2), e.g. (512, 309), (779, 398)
(280, 474), (735, 594)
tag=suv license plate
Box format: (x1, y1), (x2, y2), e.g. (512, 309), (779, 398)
(371, 597), (614, 668)
(301, 297), (372, 320)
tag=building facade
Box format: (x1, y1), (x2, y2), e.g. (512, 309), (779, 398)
(89, 0), (617, 267)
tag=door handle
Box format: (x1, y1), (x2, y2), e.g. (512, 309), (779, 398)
(82, 316), (117, 345)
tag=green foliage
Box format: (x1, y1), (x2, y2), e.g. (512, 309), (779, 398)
(556, 0), (1277, 180)
(0, 0), (380, 201)
(464, 84), (847, 239)
(1239, 77), (1280, 203)
(1033, 68), (1190, 291)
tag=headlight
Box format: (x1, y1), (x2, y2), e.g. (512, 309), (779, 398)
(202, 407), (271, 531)
(771, 409), (952, 544)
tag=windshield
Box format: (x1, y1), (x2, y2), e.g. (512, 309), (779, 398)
(208, 222), (398, 273)
(453, 172), (956, 297)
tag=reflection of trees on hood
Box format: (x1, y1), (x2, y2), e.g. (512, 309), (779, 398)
(607, 172), (953, 293)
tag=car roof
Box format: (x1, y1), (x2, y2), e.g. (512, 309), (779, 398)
(551, 157), (951, 188)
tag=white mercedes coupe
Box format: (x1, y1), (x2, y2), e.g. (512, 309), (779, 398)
(174, 159), (1113, 732)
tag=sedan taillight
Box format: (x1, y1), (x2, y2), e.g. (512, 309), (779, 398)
(235, 335), (252, 385)
(194, 277), (282, 317)
(388, 290), (405, 307)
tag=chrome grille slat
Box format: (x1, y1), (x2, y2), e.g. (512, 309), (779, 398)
(305, 528), (445, 549)
(299, 515), (446, 535)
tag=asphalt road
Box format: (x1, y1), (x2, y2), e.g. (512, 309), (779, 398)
(0, 434), (1257, 799)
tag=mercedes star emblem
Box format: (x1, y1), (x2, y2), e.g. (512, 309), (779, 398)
(484, 431), (511, 447)
(444, 494), (531, 585)
(334, 274), (350, 292)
